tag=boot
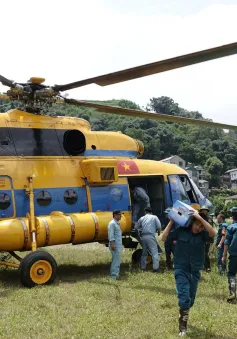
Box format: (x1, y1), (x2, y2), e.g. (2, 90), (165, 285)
(218, 265), (226, 276)
(178, 309), (189, 336)
(227, 277), (236, 303)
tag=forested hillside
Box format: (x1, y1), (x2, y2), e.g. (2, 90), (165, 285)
(1, 96), (237, 187)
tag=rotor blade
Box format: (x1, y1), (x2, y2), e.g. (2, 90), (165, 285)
(0, 75), (14, 88)
(65, 98), (237, 131)
(0, 95), (10, 100)
(53, 42), (237, 92)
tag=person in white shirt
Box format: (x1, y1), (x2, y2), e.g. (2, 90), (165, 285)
(135, 207), (161, 272)
(108, 210), (123, 279)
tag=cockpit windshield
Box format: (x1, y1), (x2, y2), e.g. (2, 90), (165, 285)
(189, 178), (205, 201)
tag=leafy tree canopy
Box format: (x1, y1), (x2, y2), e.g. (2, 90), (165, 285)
(1, 95), (236, 187)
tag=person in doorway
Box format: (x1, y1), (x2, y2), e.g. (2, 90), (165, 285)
(161, 210), (216, 337)
(199, 205), (214, 272)
(222, 207), (237, 303)
(135, 207), (161, 272)
(216, 213), (228, 275)
(108, 210), (123, 279)
(130, 186), (150, 223)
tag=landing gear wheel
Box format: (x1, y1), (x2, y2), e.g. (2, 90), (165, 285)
(132, 249), (152, 265)
(132, 249), (142, 263)
(19, 251), (57, 288)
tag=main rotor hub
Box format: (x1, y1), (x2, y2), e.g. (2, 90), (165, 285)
(29, 77), (45, 84)
(4, 76), (59, 114)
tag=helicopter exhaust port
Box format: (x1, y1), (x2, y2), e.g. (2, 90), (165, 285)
(134, 139), (144, 158)
(63, 129), (86, 155)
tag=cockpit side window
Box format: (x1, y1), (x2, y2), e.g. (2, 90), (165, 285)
(0, 127), (16, 156)
(168, 175), (190, 204)
(10, 128), (63, 156)
(179, 175), (198, 204)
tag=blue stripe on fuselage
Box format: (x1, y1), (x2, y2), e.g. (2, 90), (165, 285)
(83, 150), (137, 157)
(90, 184), (130, 212)
(14, 187), (89, 217)
(2, 184), (130, 217)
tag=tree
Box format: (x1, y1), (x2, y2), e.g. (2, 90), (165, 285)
(205, 157), (224, 188)
(147, 96), (180, 116)
(117, 99), (141, 110)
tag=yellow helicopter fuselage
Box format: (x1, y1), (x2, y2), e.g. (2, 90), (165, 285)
(0, 109), (207, 253)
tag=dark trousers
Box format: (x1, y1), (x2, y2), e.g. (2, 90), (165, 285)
(228, 255), (237, 279)
(204, 243), (211, 270)
(175, 268), (201, 310)
(165, 241), (175, 268)
(217, 246), (226, 272)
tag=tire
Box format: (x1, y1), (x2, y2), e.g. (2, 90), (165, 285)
(132, 249), (152, 265)
(132, 249), (142, 263)
(18, 251), (57, 288)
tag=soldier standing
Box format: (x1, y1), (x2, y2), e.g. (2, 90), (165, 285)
(222, 207), (237, 303)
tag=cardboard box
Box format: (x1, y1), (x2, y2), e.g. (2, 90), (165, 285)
(168, 200), (195, 227)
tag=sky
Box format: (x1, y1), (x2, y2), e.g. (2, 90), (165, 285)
(0, 0), (237, 125)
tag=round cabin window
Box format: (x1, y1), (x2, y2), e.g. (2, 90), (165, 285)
(110, 187), (123, 202)
(36, 191), (52, 207)
(63, 130), (86, 156)
(64, 189), (78, 205)
(0, 193), (11, 210)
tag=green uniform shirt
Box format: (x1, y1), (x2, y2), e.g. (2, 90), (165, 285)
(167, 227), (211, 271)
(205, 216), (215, 243)
(216, 222), (228, 246)
(224, 223), (237, 256)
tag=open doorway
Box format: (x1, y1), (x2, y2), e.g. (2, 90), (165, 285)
(127, 176), (166, 226)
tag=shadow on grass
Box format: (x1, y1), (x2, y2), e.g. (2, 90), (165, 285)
(188, 325), (236, 339)
(0, 268), (22, 288)
(0, 261), (162, 287)
(57, 258), (171, 283)
(0, 262), (130, 287)
(57, 262), (131, 283)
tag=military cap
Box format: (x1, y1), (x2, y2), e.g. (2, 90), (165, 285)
(200, 205), (210, 212)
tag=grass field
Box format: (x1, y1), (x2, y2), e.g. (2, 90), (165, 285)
(0, 243), (236, 339)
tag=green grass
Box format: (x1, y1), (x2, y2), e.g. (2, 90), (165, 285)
(0, 244), (236, 339)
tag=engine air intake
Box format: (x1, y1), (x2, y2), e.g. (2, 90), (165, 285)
(100, 167), (115, 181)
(81, 159), (118, 183)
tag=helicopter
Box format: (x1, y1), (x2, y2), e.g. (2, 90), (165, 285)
(0, 41), (237, 287)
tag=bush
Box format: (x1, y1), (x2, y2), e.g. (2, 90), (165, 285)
(223, 201), (237, 217)
(211, 196), (226, 216)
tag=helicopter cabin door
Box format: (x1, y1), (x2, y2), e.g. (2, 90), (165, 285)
(0, 176), (15, 218)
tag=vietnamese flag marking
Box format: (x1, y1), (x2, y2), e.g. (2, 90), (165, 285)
(117, 160), (140, 175)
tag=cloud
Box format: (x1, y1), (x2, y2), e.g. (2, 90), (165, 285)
(0, 1), (236, 125)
